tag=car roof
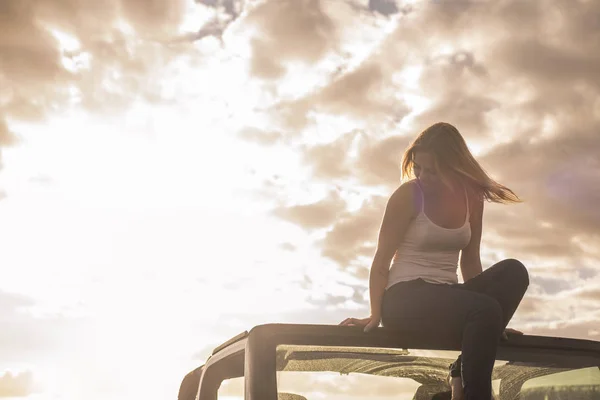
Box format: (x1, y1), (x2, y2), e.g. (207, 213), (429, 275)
(210, 323), (600, 358)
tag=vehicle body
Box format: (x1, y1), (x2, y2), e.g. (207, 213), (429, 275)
(178, 323), (600, 400)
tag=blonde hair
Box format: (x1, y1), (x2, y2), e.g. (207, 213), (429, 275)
(401, 122), (521, 204)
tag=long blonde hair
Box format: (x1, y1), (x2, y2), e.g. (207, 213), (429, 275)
(401, 122), (521, 204)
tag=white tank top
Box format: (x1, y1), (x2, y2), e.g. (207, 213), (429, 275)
(386, 181), (472, 288)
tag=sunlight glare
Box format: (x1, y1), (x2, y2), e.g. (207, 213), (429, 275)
(179, 0), (215, 35)
(394, 65), (423, 90)
(47, 28), (81, 53)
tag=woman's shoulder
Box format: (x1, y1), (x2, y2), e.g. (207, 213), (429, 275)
(387, 179), (421, 215)
(390, 179), (417, 196)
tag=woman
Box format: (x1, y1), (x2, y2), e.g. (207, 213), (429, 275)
(339, 122), (529, 400)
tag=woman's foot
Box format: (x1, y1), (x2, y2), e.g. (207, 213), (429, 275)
(448, 375), (464, 400)
(447, 374), (498, 400)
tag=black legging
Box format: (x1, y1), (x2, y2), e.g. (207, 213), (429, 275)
(381, 259), (529, 400)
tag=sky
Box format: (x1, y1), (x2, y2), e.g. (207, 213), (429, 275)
(0, 0), (599, 399)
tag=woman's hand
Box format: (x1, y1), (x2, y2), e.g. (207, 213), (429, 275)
(339, 315), (381, 332)
(502, 327), (524, 340)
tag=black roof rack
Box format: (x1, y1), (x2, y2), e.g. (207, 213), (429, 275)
(212, 330), (249, 355)
(210, 323), (600, 356)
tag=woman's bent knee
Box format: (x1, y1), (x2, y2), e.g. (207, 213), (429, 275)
(502, 258), (530, 288)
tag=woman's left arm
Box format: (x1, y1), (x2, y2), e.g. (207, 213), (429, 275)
(460, 192), (484, 282)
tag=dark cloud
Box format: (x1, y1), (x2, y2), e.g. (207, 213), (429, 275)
(578, 267), (598, 280)
(368, 0), (399, 16)
(185, 0), (245, 43)
(197, 0), (241, 18)
(0, 370), (34, 398)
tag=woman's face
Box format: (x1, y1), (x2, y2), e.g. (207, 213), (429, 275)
(413, 151), (443, 193)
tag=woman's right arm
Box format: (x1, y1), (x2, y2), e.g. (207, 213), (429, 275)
(367, 182), (417, 326)
(340, 182), (417, 331)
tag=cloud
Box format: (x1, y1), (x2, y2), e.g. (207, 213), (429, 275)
(353, 134), (410, 185)
(0, 120), (18, 199)
(315, 62), (410, 123)
(0, 121), (18, 147)
(247, 0), (600, 346)
(528, 275), (578, 296)
(518, 296), (600, 341)
(294, 0), (600, 270)
(480, 124), (600, 262)
(273, 190), (347, 230)
(198, 0), (241, 18)
(238, 127), (285, 146)
(0, 0), (196, 123)
(2, 1), (599, 396)
(183, 0), (244, 43)
(268, 57), (411, 132)
(231, 0), (415, 134)
(242, 0), (337, 79)
(301, 130), (409, 186)
(0, 290), (35, 316)
(368, 0), (399, 16)
(302, 130), (360, 180)
(0, 370), (34, 398)
(494, 38), (600, 91)
(0, 0), (203, 200)
(279, 242), (297, 252)
(320, 195), (386, 267)
(306, 282), (367, 309)
(120, 0), (188, 37)
(0, 290), (87, 366)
